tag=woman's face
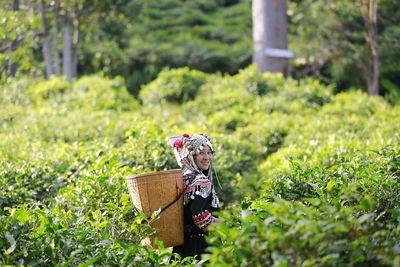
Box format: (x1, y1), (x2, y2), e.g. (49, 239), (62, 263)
(194, 145), (213, 171)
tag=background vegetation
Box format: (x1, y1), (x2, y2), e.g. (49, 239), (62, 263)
(1, 0), (399, 265)
(1, 67), (399, 265)
(1, 0), (399, 97)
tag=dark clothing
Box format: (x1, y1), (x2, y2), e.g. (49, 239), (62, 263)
(172, 169), (220, 259)
(172, 234), (208, 259)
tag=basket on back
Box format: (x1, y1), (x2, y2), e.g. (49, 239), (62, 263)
(126, 169), (184, 248)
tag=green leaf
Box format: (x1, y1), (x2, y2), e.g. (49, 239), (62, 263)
(5, 232), (16, 254)
(326, 180), (336, 192)
(357, 213), (374, 224)
(14, 208), (30, 224)
(78, 256), (99, 267)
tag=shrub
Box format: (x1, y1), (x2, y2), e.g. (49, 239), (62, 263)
(207, 147), (400, 266)
(1, 69), (399, 265)
(26, 76), (70, 103)
(139, 67), (209, 104)
(69, 74), (137, 111)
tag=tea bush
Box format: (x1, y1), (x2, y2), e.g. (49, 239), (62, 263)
(259, 90), (400, 179)
(25, 76), (70, 104)
(207, 147), (400, 266)
(0, 66), (399, 265)
(139, 67), (210, 105)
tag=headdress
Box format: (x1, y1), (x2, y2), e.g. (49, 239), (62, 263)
(168, 133), (214, 172)
(168, 133), (220, 208)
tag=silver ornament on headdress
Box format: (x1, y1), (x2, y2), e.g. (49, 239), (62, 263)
(183, 134), (214, 155)
(167, 133), (222, 205)
(167, 134), (214, 170)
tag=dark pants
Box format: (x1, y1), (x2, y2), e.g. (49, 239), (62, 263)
(172, 234), (208, 260)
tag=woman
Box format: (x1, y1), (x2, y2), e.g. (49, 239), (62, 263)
(169, 133), (223, 260)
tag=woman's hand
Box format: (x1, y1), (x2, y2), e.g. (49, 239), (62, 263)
(204, 217), (224, 232)
(213, 217), (224, 223)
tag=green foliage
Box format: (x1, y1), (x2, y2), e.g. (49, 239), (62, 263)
(140, 67), (209, 104)
(259, 90), (400, 178)
(207, 147), (400, 266)
(0, 1), (41, 76)
(3, 0), (399, 100)
(1, 67), (399, 265)
(381, 78), (400, 105)
(26, 76), (70, 103)
(86, 0), (398, 99)
(2, 0), (400, 102)
(69, 75), (136, 111)
(63, 0), (252, 93)
(288, 0), (400, 96)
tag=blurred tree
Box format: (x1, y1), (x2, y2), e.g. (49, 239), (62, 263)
(361, 0), (379, 95)
(119, 0), (252, 95)
(379, 0), (400, 102)
(0, 0), (141, 82)
(40, 0), (53, 78)
(52, 0), (61, 76)
(252, 0), (290, 74)
(62, 7), (72, 82)
(1, 0), (398, 98)
(0, 1), (40, 79)
(7, 0), (19, 77)
(289, 0), (399, 95)
(77, 0), (143, 86)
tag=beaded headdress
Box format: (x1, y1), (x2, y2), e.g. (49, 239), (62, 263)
(168, 133), (214, 172)
(168, 133), (220, 208)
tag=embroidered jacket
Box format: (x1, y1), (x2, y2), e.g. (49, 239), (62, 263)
(183, 169), (220, 234)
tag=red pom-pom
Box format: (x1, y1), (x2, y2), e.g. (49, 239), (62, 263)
(173, 139), (183, 148)
(181, 133), (190, 138)
(199, 133), (205, 136)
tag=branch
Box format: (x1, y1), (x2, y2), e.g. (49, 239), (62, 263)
(0, 35), (24, 52)
(0, 43), (12, 52)
(75, 6), (96, 18)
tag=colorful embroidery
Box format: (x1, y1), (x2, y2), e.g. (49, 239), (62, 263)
(183, 172), (219, 208)
(193, 210), (213, 231)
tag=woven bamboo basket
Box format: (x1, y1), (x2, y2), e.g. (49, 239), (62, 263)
(126, 169), (184, 248)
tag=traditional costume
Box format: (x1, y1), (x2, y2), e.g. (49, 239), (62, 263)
(169, 133), (220, 259)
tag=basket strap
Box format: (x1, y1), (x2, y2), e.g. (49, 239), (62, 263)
(148, 185), (188, 223)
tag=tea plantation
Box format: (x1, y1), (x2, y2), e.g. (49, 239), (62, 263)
(1, 67), (399, 266)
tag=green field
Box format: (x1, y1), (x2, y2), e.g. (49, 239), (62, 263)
(1, 67), (399, 266)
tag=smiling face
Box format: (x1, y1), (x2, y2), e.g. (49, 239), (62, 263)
(194, 145), (213, 171)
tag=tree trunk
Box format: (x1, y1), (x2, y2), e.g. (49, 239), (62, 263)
(40, 0), (53, 79)
(72, 52), (78, 79)
(63, 13), (73, 82)
(361, 0), (379, 95)
(52, 0), (61, 76)
(252, 0), (289, 74)
(72, 4), (80, 79)
(7, 0), (20, 77)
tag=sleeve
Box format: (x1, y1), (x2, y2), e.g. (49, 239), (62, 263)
(184, 174), (216, 232)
